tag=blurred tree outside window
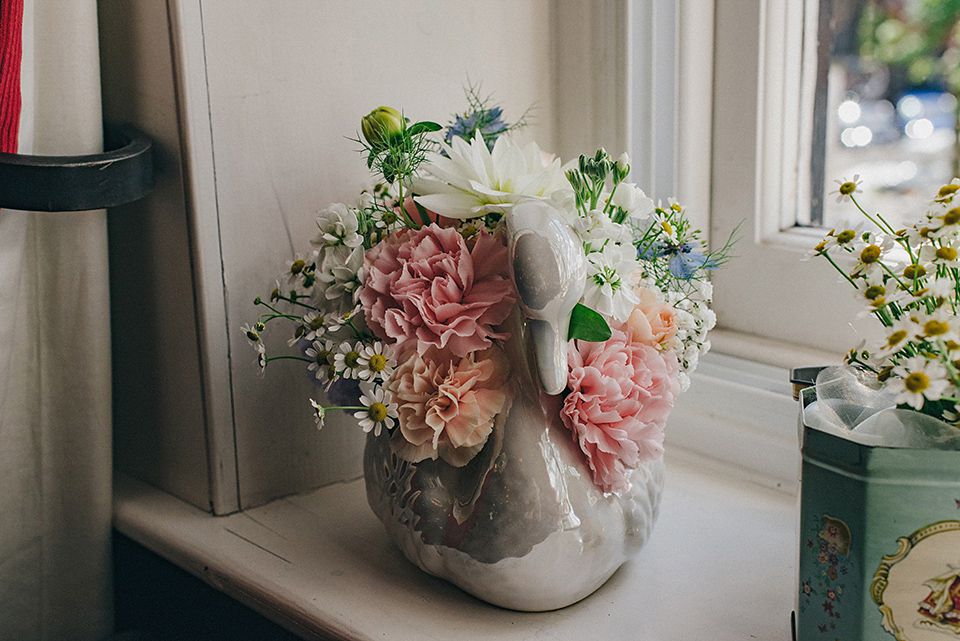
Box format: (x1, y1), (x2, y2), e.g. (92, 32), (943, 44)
(813, 0), (960, 229)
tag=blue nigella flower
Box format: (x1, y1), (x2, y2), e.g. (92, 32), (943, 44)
(638, 241), (718, 280)
(446, 107), (510, 152)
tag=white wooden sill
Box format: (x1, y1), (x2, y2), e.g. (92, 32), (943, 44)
(114, 444), (798, 641)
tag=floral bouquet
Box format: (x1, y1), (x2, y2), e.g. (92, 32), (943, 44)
(808, 176), (960, 433)
(244, 90), (728, 495)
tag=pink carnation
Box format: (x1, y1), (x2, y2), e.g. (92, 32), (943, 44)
(561, 324), (680, 493)
(360, 224), (515, 357)
(388, 347), (510, 466)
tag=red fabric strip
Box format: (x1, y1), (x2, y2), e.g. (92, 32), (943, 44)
(0, 0), (24, 154)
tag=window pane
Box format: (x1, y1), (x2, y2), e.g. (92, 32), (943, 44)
(811, 0), (960, 230)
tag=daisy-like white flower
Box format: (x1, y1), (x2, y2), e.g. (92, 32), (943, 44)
(370, 206), (402, 231)
(310, 203), (363, 249)
(831, 174), (862, 203)
(299, 311), (327, 343)
(889, 355), (950, 411)
(928, 276), (957, 303)
(305, 340), (334, 382)
(240, 322), (262, 345)
(327, 304), (361, 333)
(285, 253), (313, 286)
(934, 178), (960, 204)
(356, 341), (395, 382)
(334, 341), (364, 379)
(412, 133), (570, 219)
(875, 315), (919, 358)
(850, 233), (894, 278)
(921, 237), (960, 268)
(310, 398), (326, 427)
(916, 307), (960, 344)
(354, 387), (398, 436)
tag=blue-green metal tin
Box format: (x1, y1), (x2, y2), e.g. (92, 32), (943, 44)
(797, 385), (960, 641)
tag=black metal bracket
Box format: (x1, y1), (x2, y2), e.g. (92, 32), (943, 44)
(0, 122), (154, 212)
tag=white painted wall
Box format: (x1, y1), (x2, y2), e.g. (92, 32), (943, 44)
(104, 0), (562, 512)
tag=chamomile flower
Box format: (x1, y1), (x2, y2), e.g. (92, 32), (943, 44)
(240, 323), (263, 345)
(306, 340), (335, 382)
(934, 178), (960, 204)
(916, 308), (959, 343)
(921, 237), (960, 268)
(356, 342), (395, 382)
(326, 304), (361, 333)
(298, 311), (327, 343)
(334, 341), (364, 379)
(310, 398), (326, 428)
(850, 233), (894, 278)
(889, 356), (950, 411)
(354, 387), (398, 436)
(875, 315), (919, 358)
(831, 174), (862, 203)
(285, 253), (313, 286)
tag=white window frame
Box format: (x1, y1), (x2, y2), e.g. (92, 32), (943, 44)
(624, 0), (861, 486)
(708, 0), (870, 359)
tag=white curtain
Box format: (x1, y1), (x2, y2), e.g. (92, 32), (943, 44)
(0, 0), (113, 639)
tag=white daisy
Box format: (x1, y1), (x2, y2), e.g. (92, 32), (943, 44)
(874, 315), (918, 358)
(305, 340), (334, 382)
(334, 341), (364, 379)
(299, 311), (327, 343)
(310, 398), (326, 428)
(356, 341), (395, 382)
(354, 387), (398, 436)
(890, 356), (950, 411)
(830, 174), (862, 203)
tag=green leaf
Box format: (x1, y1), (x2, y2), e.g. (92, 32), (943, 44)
(407, 121), (442, 136)
(567, 303), (612, 342)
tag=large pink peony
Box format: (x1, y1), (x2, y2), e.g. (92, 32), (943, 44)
(388, 347), (510, 466)
(561, 324), (680, 493)
(360, 224), (515, 357)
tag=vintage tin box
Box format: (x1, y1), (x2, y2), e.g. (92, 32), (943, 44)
(795, 371), (960, 641)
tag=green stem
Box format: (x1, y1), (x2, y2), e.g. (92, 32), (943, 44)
(264, 355), (312, 364)
(822, 251), (859, 288)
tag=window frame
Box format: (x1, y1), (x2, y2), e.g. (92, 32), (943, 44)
(707, 0), (871, 358)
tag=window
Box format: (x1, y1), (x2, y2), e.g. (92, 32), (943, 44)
(708, 0), (876, 358)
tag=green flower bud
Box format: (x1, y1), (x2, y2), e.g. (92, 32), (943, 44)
(361, 106), (405, 149)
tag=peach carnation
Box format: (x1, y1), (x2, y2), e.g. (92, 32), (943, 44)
(388, 347), (510, 466)
(561, 324), (680, 493)
(627, 286), (678, 348)
(360, 224), (515, 357)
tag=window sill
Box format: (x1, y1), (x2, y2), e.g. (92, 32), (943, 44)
(114, 443), (798, 641)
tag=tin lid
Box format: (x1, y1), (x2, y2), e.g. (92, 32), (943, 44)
(802, 424), (960, 485)
(790, 366), (827, 401)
